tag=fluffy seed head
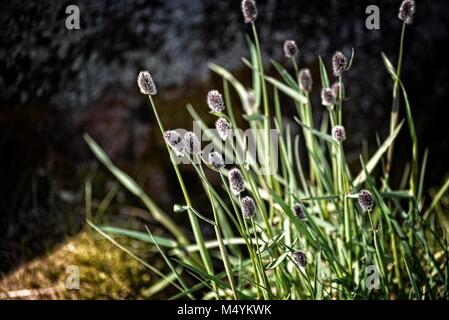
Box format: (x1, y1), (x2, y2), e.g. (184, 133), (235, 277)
(241, 196), (256, 219)
(358, 189), (375, 212)
(208, 151), (225, 171)
(207, 90), (225, 113)
(229, 168), (245, 195)
(332, 81), (344, 100)
(332, 51), (348, 77)
(283, 40), (298, 58)
(215, 117), (230, 141)
(183, 131), (201, 154)
(299, 68), (313, 93)
(332, 125), (346, 142)
(163, 130), (184, 156)
(137, 71), (157, 95)
(241, 0), (257, 23)
(292, 203), (306, 220)
(398, 0), (416, 25)
(321, 88), (336, 107)
(293, 250), (307, 268)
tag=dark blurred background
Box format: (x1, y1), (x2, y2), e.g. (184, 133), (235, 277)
(1, 0), (449, 273)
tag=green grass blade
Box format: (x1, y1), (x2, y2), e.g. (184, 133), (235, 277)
(84, 134), (187, 242)
(265, 76), (307, 104)
(353, 121), (404, 187)
(98, 225), (178, 248)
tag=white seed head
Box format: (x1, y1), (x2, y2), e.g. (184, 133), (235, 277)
(332, 51), (348, 77)
(283, 40), (298, 58)
(137, 71), (157, 95)
(332, 81), (344, 100)
(215, 117), (230, 141)
(398, 0), (416, 25)
(207, 90), (225, 113)
(332, 125), (346, 142)
(241, 0), (257, 24)
(299, 68), (312, 93)
(229, 168), (245, 195)
(241, 196), (256, 219)
(321, 88), (336, 107)
(163, 130), (184, 156)
(208, 151), (225, 171)
(183, 131), (201, 154)
(293, 250), (307, 268)
(358, 189), (375, 212)
(292, 203), (306, 220)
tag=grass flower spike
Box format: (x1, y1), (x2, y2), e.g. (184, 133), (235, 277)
(292, 203), (306, 220)
(358, 189), (375, 212)
(163, 130), (184, 156)
(229, 168), (245, 195)
(184, 131), (201, 154)
(299, 68), (312, 93)
(137, 70), (157, 95)
(215, 117), (230, 141)
(240, 196), (256, 219)
(207, 90), (225, 113)
(321, 88), (336, 107)
(332, 81), (344, 100)
(293, 250), (307, 268)
(241, 0), (257, 23)
(183, 131), (201, 155)
(332, 125), (346, 142)
(208, 151), (225, 171)
(283, 40), (298, 58)
(332, 51), (347, 77)
(398, 0), (416, 25)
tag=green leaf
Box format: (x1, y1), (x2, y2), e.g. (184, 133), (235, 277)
(84, 134), (186, 242)
(141, 270), (179, 298)
(174, 259), (252, 299)
(144, 226), (193, 299)
(242, 113), (266, 122)
(300, 194), (339, 201)
(173, 204), (189, 212)
(85, 134), (141, 195)
(188, 206), (216, 226)
(346, 47), (355, 71)
(259, 232), (286, 252)
(404, 257), (420, 298)
(318, 56), (330, 88)
(381, 52), (398, 81)
(265, 76), (308, 104)
(314, 249), (323, 299)
(294, 117), (336, 144)
(271, 59), (299, 90)
(352, 120), (404, 187)
(424, 177), (449, 219)
(86, 220), (186, 294)
(266, 252), (289, 270)
(209, 111), (228, 118)
(98, 225), (178, 248)
(247, 36), (261, 110)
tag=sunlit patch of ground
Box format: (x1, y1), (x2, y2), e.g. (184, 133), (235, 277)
(0, 231), (161, 299)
